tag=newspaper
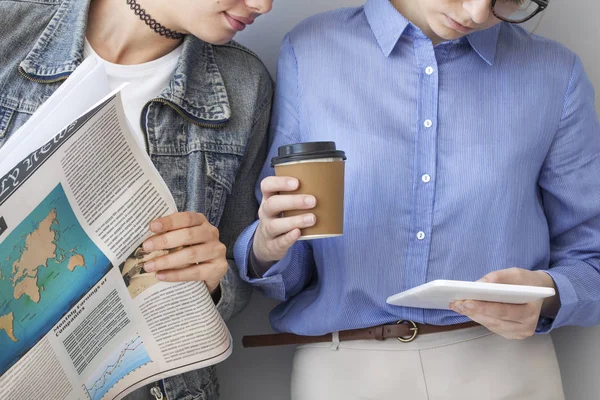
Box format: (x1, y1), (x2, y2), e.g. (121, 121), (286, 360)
(0, 59), (232, 400)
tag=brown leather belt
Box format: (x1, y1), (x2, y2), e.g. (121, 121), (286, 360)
(242, 320), (479, 348)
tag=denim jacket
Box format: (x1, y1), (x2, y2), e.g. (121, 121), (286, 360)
(0, 0), (272, 398)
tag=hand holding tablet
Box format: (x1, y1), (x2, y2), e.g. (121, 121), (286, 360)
(386, 280), (556, 310)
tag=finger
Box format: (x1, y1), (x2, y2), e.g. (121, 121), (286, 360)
(260, 176), (299, 200)
(150, 211), (207, 233)
(452, 300), (531, 323)
(266, 228), (302, 255)
(144, 224), (219, 251)
(453, 310), (526, 339)
(260, 194), (316, 219)
(144, 242), (226, 272)
(156, 260), (228, 285)
(478, 267), (526, 285)
(262, 214), (316, 239)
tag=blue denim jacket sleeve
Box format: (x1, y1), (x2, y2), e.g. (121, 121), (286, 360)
(216, 98), (272, 320)
(234, 34), (318, 302)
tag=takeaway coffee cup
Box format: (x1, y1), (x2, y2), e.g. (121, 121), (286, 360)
(271, 142), (346, 240)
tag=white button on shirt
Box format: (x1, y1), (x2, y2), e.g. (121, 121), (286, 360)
(425, 66), (434, 75)
(422, 174), (431, 183)
(424, 119), (433, 128)
(417, 231), (426, 240)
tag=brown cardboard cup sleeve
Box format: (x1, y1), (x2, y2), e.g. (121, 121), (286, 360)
(271, 142), (346, 240)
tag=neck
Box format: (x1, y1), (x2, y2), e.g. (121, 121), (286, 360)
(86, 0), (184, 65)
(390, 0), (443, 45)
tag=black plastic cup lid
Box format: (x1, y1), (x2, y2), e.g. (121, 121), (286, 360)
(271, 142), (346, 167)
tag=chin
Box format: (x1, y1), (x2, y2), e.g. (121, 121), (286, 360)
(209, 36), (235, 45)
(430, 17), (470, 42)
(433, 26), (467, 42)
(443, 32), (465, 41)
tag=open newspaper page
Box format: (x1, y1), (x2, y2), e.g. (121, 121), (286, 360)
(0, 57), (110, 177)
(0, 92), (232, 400)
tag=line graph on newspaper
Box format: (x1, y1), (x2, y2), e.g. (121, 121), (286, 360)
(84, 335), (151, 400)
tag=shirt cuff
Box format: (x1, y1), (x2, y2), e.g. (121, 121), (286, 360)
(535, 269), (579, 333)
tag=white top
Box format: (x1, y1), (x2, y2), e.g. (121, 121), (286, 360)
(83, 39), (182, 149)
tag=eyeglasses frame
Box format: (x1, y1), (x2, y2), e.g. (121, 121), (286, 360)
(491, 0), (548, 24)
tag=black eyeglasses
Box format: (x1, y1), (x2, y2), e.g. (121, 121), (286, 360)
(491, 0), (548, 24)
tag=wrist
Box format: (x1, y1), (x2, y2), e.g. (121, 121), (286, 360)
(537, 271), (560, 318)
(250, 246), (275, 277)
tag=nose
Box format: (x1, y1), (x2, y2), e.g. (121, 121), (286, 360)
(462, 0), (493, 25)
(246, 0), (273, 15)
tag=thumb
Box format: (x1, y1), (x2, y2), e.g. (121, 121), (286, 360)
(477, 268), (512, 284)
(477, 267), (528, 285)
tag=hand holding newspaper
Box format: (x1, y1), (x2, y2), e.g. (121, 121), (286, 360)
(0, 58), (232, 400)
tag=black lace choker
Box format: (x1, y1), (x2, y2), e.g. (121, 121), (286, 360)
(126, 0), (185, 40)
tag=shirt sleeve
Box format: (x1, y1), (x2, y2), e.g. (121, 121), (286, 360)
(233, 34), (317, 302)
(536, 55), (600, 333)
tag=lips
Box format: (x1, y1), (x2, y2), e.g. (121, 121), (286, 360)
(224, 13), (255, 32)
(445, 15), (476, 34)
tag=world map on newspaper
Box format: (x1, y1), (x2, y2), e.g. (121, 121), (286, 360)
(0, 184), (112, 376)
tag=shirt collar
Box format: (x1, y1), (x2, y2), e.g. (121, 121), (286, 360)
(18, 0), (231, 124)
(364, 0), (410, 57)
(364, 0), (500, 65)
(466, 24), (501, 66)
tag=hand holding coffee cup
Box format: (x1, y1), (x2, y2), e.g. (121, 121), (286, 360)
(252, 142), (346, 269)
(252, 175), (317, 268)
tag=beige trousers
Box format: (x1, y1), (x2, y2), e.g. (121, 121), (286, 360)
(291, 326), (565, 400)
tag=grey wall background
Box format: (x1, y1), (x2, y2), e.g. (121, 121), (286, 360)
(218, 1), (600, 399)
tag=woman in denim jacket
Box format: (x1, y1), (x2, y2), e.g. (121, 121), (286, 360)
(0, 0), (273, 398)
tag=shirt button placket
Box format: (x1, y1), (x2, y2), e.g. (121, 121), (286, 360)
(405, 41), (440, 308)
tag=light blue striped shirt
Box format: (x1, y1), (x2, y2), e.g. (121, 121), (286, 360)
(234, 0), (600, 335)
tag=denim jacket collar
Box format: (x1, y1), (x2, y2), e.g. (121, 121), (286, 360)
(18, 0), (231, 124)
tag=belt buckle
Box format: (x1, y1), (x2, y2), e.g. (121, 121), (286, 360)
(396, 320), (418, 343)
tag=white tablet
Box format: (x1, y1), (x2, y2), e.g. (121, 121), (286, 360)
(386, 280), (556, 310)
